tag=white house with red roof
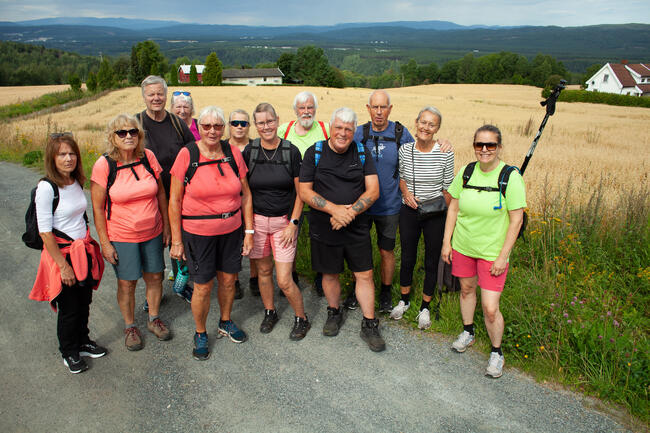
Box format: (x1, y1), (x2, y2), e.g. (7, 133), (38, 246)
(586, 62), (650, 96)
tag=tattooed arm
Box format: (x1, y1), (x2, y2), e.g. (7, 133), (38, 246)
(298, 181), (355, 229)
(348, 174), (379, 217)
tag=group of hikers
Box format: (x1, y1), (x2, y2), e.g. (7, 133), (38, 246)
(29, 75), (526, 379)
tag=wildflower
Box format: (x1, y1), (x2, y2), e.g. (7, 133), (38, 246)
(567, 320), (572, 324)
(627, 363), (631, 367)
(524, 354), (528, 358)
(607, 311), (612, 316)
(613, 320), (620, 327)
(598, 335), (603, 339)
(527, 335), (531, 338)
(570, 301), (575, 306)
(551, 303), (555, 307)
(609, 338), (615, 343)
(573, 296), (577, 301)
(563, 313), (569, 318)
(516, 344), (519, 347)
(540, 346), (545, 351)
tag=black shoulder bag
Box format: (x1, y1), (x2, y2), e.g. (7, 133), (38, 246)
(411, 143), (447, 221)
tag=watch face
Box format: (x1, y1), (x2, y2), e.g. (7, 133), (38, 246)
(291, 219), (299, 225)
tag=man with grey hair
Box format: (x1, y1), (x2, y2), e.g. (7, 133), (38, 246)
(299, 107), (385, 352)
(278, 91), (329, 155)
(137, 75), (195, 306)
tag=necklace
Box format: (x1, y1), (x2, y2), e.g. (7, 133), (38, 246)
(261, 144), (279, 161)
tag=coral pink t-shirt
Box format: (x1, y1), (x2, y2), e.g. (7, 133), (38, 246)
(91, 149), (163, 243)
(170, 145), (248, 236)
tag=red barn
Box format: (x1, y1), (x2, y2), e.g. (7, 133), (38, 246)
(178, 64), (205, 83)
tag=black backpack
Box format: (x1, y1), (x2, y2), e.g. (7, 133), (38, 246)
(246, 138), (292, 179)
(22, 178), (75, 250)
(461, 162), (528, 239)
(360, 121), (404, 179)
(135, 110), (186, 141)
(103, 153), (156, 220)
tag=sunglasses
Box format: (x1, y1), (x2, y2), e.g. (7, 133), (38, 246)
(172, 91), (191, 96)
(49, 132), (73, 139)
(200, 123), (225, 131)
(230, 120), (249, 128)
(114, 128), (139, 138)
(473, 142), (499, 151)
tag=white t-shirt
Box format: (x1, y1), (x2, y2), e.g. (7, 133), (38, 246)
(35, 180), (87, 240)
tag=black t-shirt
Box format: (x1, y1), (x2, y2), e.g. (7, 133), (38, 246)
(139, 110), (194, 197)
(299, 140), (377, 245)
(243, 140), (302, 217)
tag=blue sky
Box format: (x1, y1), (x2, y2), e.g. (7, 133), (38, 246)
(0, 0), (648, 26)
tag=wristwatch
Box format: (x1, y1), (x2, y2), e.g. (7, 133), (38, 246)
(291, 218), (299, 226)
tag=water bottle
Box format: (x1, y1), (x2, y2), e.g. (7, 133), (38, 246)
(172, 259), (189, 294)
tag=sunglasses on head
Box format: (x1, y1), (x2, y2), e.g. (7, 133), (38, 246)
(114, 128), (139, 138)
(200, 123), (225, 131)
(172, 91), (191, 96)
(473, 142), (499, 151)
(49, 132), (73, 139)
(230, 120), (249, 128)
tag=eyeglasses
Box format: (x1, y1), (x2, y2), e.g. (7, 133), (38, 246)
(114, 128), (139, 138)
(230, 120), (249, 128)
(200, 123), (225, 131)
(473, 142), (499, 151)
(255, 119), (277, 128)
(172, 91), (191, 96)
(49, 132), (73, 139)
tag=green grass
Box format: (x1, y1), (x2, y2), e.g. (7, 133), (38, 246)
(541, 88), (650, 109)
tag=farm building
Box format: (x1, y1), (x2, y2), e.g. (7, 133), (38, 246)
(586, 62), (650, 96)
(222, 68), (284, 86)
(178, 64), (205, 83)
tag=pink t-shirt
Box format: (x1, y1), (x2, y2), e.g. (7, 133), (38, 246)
(91, 149), (163, 243)
(190, 119), (201, 141)
(170, 145), (248, 236)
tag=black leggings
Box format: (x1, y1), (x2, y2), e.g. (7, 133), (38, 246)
(399, 204), (445, 297)
(54, 281), (93, 357)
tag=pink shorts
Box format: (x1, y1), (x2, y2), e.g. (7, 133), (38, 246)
(249, 214), (298, 262)
(451, 249), (509, 292)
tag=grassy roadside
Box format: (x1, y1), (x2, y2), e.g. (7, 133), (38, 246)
(2, 132), (648, 427)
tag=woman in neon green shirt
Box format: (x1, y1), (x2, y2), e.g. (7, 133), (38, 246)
(441, 124), (526, 379)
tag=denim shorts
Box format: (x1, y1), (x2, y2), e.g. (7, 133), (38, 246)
(111, 234), (165, 281)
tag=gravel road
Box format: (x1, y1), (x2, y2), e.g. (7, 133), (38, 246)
(0, 161), (632, 433)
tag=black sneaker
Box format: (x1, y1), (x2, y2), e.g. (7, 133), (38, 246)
(234, 280), (243, 300)
(63, 354), (89, 374)
(343, 292), (358, 310)
(361, 318), (386, 352)
(259, 309), (279, 334)
(79, 341), (107, 358)
(289, 316), (311, 341)
(250, 277), (260, 297)
(314, 272), (324, 297)
(322, 307), (344, 336)
(379, 291), (393, 313)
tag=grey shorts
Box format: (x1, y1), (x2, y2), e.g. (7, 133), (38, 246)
(370, 213), (399, 251)
(111, 234), (165, 281)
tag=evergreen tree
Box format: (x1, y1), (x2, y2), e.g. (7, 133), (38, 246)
(86, 72), (98, 92)
(277, 53), (296, 82)
(97, 58), (115, 90)
(202, 52), (222, 86)
(68, 73), (81, 92)
(189, 63), (199, 86)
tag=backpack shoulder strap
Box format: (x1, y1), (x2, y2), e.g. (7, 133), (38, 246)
(279, 139), (293, 176)
(41, 177), (60, 214)
(284, 120), (295, 140)
(247, 138), (262, 178)
(140, 151), (156, 179)
(462, 162), (477, 187)
(102, 153), (118, 220)
(318, 121), (329, 140)
(168, 111), (184, 140)
(361, 122), (371, 145)
(314, 141), (323, 167)
(184, 142), (200, 185)
(394, 121), (404, 146)
(498, 165), (520, 199)
(356, 141), (366, 166)
(221, 141), (240, 179)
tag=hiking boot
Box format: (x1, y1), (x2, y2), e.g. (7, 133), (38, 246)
(63, 353), (88, 374)
(389, 300), (410, 320)
(124, 327), (143, 351)
(250, 278), (260, 297)
(485, 352), (505, 378)
(360, 318), (386, 352)
(343, 292), (358, 310)
(147, 318), (171, 341)
(289, 316), (311, 341)
(451, 330), (475, 353)
(416, 308), (432, 330)
(192, 332), (210, 361)
(234, 280), (243, 300)
(259, 310), (279, 334)
(79, 341), (107, 358)
(322, 307), (343, 336)
(379, 291), (393, 314)
(177, 284), (192, 303)
(314, 272), (324, 297)
(218, 320), (248, 343)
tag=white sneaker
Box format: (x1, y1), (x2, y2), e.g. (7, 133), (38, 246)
(485, 352), (505, 378)
(389, 300), (410, 320)
(451, 330), (475, 352)
(416, 308), (431, 329)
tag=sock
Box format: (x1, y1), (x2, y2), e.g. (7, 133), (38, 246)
(491, 346), (503, 356)
(149, 315), (159, 322)
(401, 293), (410, 304)
(464, 323), (475, 336)
(265, 309), (276, 315)
(380, 284), (392, 295)
(327, 306), (340, 314)
(125, 323), (136, 329)
(420, 300), (431, 312)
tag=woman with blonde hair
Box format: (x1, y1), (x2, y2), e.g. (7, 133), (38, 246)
(91, 114), (172, 352)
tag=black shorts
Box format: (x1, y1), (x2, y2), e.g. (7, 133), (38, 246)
(370, 213), (399, 251)
(310, 237), (373, 274)
(183, 227), (243, 284)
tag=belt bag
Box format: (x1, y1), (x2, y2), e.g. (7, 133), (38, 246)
(417, 195), (447, 221)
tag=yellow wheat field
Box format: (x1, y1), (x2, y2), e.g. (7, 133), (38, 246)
(4, 84), (649, 211)
(0, 85), (83, 105)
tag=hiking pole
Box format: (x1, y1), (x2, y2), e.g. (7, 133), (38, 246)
(519, 79), (567, 175)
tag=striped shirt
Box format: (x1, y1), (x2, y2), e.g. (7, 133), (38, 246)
(399, 141), (455, 203)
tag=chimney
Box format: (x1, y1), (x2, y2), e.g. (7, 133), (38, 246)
(621, 59), (629, 65)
